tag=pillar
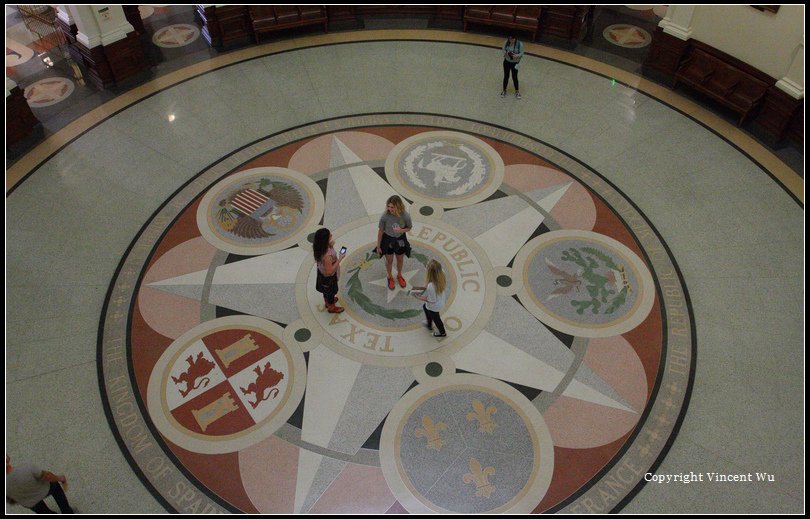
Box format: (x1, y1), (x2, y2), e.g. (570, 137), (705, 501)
(66, 5), (148, 89)
(643, 5), (694, 76)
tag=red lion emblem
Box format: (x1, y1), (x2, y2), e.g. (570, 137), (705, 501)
(240, 362), (285, 409)
(171, 352), (216, 397)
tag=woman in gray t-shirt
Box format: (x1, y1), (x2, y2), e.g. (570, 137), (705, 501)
(376, 195), (412, 290)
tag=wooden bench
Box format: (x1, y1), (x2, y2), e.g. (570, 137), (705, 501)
(673, 47), (769, 126)
(248, 6), (327, 44)
(463, 6), (542, 41)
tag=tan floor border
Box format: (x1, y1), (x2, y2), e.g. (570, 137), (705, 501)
(6, 29), (803, 203)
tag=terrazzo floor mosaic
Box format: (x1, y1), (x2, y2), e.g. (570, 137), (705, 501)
(101, 117), (692, 513)
(5, 21), (803, 515)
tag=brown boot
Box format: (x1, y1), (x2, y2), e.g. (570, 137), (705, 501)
(326, 302), (344, 314)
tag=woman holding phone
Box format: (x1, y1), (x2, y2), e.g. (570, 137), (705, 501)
(500, 34), (523, 99)
(412, 259), (448, 338)
(313, 228), (345, 313)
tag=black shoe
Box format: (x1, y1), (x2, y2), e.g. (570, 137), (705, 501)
(432, 332), (447, 338)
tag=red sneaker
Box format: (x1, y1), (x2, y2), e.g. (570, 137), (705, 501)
(387, 276), (395, 290)
(397, 274), (406, 288)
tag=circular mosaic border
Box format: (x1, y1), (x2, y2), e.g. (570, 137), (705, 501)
(317, 231), (460, 334)
(146, 316), (307, 454)
(152, 23), (200, 48)
(513, 230), (656, 338)
(295, 216), (496, 367)
(6, 38), (35, 67)
(602, 24), (652, 49)
(384, 131), (505, 208)
(196, 167), (325, 255)
(24, 77), (75, 108)
(139, 5), (155, 19)
(380, 374), (555, 513)
(99, 113), (695, 513)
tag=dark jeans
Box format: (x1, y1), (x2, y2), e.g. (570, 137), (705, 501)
(323, 290), (337, 305)
(30, 482), (74, 514)
(503, 60), (519, 91)
(423, 304), (446, 335)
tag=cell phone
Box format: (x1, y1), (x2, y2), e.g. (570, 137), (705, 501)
(339, 246), (347, 255)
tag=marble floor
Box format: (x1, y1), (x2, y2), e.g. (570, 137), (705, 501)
(5, 9), (804, 516)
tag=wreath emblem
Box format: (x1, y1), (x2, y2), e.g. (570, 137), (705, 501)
(402, 141), (487, 196)
(547, 247), (632, 315)
(344, 250), (430, 320)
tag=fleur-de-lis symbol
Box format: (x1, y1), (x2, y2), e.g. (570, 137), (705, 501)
(466, 399), (497, 433)
(462, 458), (496, 497)
(414, 415), (448, 451)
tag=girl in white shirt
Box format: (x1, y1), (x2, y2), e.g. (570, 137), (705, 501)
(413, 259), (448, 338)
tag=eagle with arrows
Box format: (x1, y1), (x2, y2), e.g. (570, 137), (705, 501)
(217, 179), (305, 239)
(545, 257), (583, 300)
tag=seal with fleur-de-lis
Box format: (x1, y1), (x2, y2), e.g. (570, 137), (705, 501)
(466, 399), (497, 433)
(462, 458), (496, 497)
(414, 415), (448, 451)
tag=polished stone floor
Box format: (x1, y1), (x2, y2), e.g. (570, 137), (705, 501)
(6, 5), (803, 176)
(5, 6), (804, 515)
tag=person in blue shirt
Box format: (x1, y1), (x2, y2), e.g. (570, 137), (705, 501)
(500, 34), (524, 99)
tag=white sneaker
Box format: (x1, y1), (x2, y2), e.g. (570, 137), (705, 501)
(516, 92), (522, 100)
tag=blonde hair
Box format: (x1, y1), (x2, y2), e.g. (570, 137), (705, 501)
(386, 195), (405, 216)
(426, 259), (446, 294)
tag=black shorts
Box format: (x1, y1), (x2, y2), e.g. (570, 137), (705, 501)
(380, 233), (408, 256)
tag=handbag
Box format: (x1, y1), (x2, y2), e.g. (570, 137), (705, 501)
(316, 269), (337, 294)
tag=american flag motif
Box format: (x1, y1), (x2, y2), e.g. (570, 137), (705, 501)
(231, 189), (269, 216)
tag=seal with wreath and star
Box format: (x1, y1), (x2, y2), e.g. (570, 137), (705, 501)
(100, 114), (694, 514)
